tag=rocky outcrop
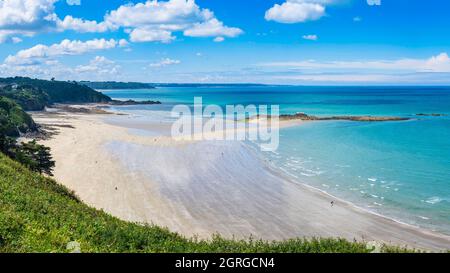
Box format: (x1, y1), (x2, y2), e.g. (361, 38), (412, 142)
(416, 113), (448, 117)
(263, 112), (410, 122)
(109, 99), (161, 106)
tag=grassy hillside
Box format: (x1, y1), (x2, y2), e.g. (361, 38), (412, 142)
(0, 77), (111, 106)
(0, 84), (49, 111)
(0, 152), (388, 253)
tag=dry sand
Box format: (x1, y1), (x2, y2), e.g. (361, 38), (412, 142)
(31, 110), (450, 251)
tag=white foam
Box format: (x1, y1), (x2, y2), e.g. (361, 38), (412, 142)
(425, 196), (443, 205)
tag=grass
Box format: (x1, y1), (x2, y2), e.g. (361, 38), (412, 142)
(0, 152), (411, 253)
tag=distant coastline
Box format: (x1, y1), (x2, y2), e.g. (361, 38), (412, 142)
(79, 81), (273, 90)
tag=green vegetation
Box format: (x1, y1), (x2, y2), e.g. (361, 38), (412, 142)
(79, 81), (155, 90)
(0, 77), (111, 106)
(0, 137), (55, 177)
(0, 152), (383, 253)
(0, 97), (36, 137)
(0, 83), (55, 177)
(0, 84), (49, 111)
(11, 140), (55, 176)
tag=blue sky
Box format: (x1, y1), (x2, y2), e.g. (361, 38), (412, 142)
(1, 0), (450, 84)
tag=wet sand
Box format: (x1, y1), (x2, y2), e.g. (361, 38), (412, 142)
(32, 110), (450, 251)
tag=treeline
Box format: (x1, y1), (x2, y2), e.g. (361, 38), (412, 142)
(79, 81), (155, 89)
(0, 77), (111, 108)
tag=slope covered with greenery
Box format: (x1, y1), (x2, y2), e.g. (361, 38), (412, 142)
(0, 97), (36, 137)
(0, 84), (49, 111)
(0, 77), (111, 106)
(0, 152), (385, 253)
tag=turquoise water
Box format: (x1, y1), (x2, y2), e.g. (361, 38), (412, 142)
(104, 86), (450, 234)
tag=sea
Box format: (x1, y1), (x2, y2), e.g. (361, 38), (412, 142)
(103, 85), (450, 235)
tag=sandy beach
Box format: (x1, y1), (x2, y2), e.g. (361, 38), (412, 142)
(31, 108), (450, 251)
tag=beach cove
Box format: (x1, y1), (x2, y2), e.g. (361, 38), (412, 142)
(31, 106), (450, 251)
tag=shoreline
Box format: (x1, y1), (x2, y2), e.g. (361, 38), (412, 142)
(31, 108), (450, 251)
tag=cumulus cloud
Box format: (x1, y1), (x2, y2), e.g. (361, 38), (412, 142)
(105, 0), (211, 27)
(129, 28), (175, 43)
(149, 58), (181, 67)
(423, 53), (450, 72)
(183, 18), (243, 38)
(0, 0), (59, 42)
(265, 0), (333, 24)
(5, 38), (120, 65)
(213, 36), (225, 42)
(118, 39), (129, 47)
(302, 34), (318, 41)
(0, 0), (242, 43)
(75, 56), (120, 75)
(0, 0), (108, 40)
(104, 0), (243, 42)
(57, 16), (113, 33)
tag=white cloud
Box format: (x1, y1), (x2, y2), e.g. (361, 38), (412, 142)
(66, 0), (80, 5)
(0, 56), (123, 81)
(0, 0), (58, 42)
(0, 0), (242, 43)
(302, 34), (318, 41)
(118, 39), (129, 47)
(129, 28), (175, 43)
(11, 37), (23, 44)
(57, 16), (113, 32)
(104, 0), (242, 43)
(275, 74), (397, 83)
(260, 53), (450, 73)
(0, 0), (109, 41)
(213, 36), (225, 42)
(265, 0), (328, 23)
(149, 58), (181, 67)
(105, 0), (211, 27)
(423, 53), (450, 72)
(183, 18), (243, 38)
(5, 38), (120, 65)
(353, 16), (362, 22)
(75, 56), (120, 75)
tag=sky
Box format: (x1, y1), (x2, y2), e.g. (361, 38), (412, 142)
(0, 0), (450, 85)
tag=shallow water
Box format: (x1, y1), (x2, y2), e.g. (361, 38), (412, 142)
(103, 86), (450, 235)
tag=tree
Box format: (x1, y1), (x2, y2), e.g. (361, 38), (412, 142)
(0, 135), (18, 158)
(15, 140), (55, 176)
